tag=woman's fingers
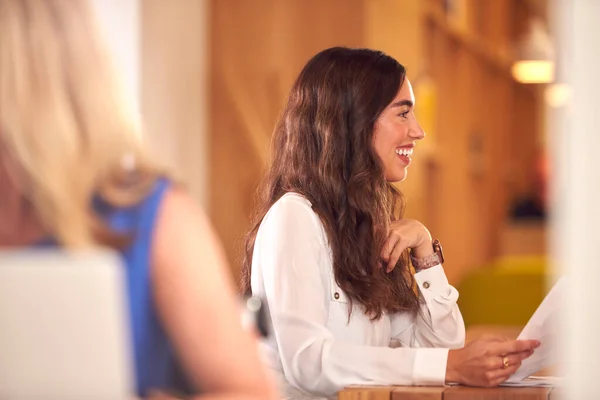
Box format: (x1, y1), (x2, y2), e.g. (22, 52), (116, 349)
(456, 338), (540, 388)
(386, 237), (408, 272)
(381, 220), (431, 271)
(475, 359), (520, 387)
(504, 351), (531, 367)
(484, 349), (534, 386)
(492, 339), (540, 356)
(493, 349), (533, 369)
(492, 358), (521, 378)
(380, 234), (399, 264)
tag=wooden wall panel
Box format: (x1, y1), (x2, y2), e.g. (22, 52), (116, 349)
(509, 85), (541, 197)
(364, 0), (428, 224)
(208, 0), (544, 282)
(420, 0), (542, 282)
(141, 0), (208, 206)
(478, 70), (513, 260)
(209, 0), (366, 278)
(431, 40), (481, 282)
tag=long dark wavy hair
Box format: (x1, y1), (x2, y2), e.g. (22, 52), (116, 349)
(241, 47), (420, 320)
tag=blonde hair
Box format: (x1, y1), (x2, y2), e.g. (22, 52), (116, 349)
(0, 0), (161, 247)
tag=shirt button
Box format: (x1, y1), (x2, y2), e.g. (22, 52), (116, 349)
(423, 281), (430, 289)
(334, 292), (340, 300)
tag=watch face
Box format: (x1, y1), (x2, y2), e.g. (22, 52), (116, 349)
(432, 239), (444, 263)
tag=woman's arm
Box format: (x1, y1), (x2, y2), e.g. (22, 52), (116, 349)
(382, 220), (465, 349)
(412, 265), (465, 348)
(255, 196), (450, 397)
(391, 265), (465, 349)
(151, 188), (277, 400)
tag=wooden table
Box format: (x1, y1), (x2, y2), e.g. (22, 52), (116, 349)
(338, 385), (563, 400)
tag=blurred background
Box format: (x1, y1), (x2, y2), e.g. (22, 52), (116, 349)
(95, 0), (558, 335)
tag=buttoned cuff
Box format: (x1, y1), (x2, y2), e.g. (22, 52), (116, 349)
(414, 264), (453, 297)
(413, 347), (449, 386)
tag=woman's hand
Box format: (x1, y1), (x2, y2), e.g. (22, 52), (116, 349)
(381, 219), (433, 272)
(445, 336), (541, 387)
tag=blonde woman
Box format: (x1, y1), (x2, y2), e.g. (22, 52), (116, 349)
(0, 1), (275, 399)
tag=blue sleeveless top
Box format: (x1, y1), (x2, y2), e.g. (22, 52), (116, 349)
(102, 179), (192, 396)
(44, 178), (192, 396)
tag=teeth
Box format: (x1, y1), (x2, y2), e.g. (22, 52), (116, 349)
(395, 148), (413, 156)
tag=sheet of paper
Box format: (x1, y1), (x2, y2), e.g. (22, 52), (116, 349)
(508, 276), (565, 382)
(501, 376), (562, 387)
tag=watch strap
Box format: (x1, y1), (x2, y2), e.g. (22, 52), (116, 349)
(411, 239), (444, 271)
(410, 252), (442, 270)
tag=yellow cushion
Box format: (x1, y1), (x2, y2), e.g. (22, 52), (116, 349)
(457, 256), (554, 327)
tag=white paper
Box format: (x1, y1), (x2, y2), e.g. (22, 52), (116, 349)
(501, 376), (563, 387)
(507, 276), (565, 382)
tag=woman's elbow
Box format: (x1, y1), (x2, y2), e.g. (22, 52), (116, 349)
(418, 322), (466, 349)
(286, 364), (336, 397)
(448, 333), (466, 349)
(283, 350), (340, 398)
(450, 313), (466, 348)
(440, 322), (466, 348)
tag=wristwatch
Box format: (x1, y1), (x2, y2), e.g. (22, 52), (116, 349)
(411, 239), (444, 270)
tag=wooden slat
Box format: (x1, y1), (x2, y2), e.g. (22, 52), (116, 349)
(209, 0), (367, 272)
(338, 386), (395, 400)
(339, 385), (554, 399)
(423, 1), (513, 74)
(391, 386), (445, 400)
(443, 386), (552, 400)
(222, 67), (270, 163)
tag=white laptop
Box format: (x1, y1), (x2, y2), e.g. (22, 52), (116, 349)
(0, 249), (135, 399)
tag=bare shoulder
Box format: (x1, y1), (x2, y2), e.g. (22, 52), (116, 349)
(150, 184), (230, 302)
(156, 186), (211, 232)
(151, 185), (227, 280)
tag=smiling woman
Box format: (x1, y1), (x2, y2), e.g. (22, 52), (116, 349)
(241, 47), (540, 399)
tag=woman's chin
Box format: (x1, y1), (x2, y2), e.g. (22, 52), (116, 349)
(385, 169), (408, 183)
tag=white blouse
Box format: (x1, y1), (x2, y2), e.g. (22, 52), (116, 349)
(251, 193), (465, 399)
